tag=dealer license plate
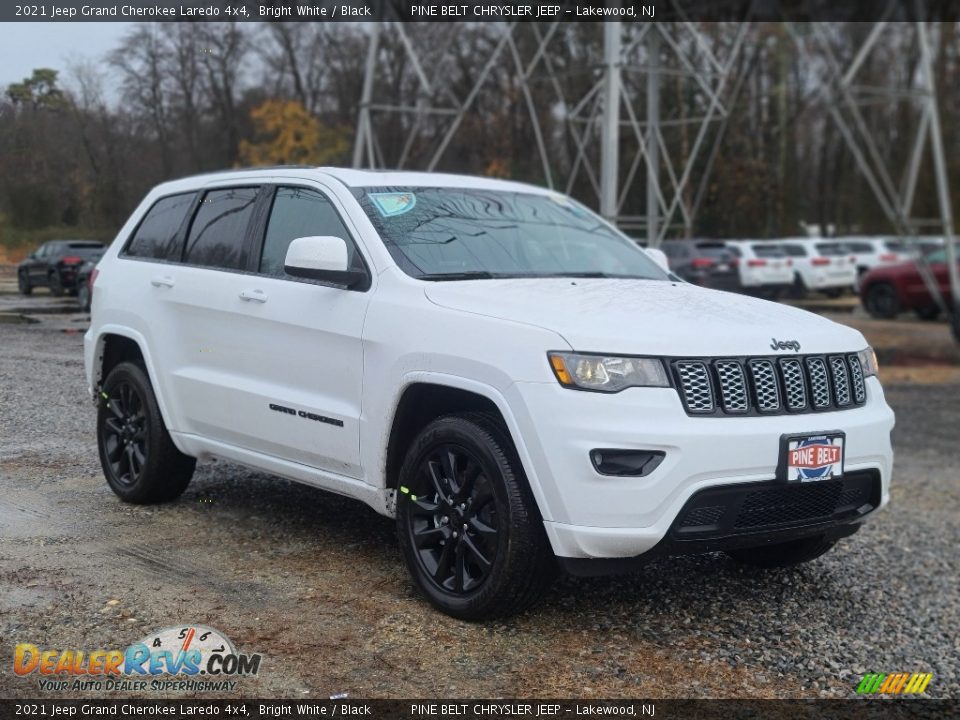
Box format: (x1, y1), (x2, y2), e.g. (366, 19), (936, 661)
(779, 432), (845, 482)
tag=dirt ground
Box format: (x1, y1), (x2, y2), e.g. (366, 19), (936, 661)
(1, 279), (958, 700)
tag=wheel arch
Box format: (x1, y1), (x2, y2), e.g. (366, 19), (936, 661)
(381, 376), (552, 522)
(90, 327), (178, 435)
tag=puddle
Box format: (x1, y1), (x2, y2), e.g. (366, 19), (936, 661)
(0, 312), (40, 324)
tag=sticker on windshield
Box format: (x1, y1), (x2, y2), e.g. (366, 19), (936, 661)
(369, 192), (417, 217)
(548, 192), (587, 217)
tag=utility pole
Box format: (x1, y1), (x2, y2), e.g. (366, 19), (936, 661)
(353, 23), (380, 169)
(646, 29), (661, 247)
(917, 22), (960, 336)
(600, 22), (621, 222)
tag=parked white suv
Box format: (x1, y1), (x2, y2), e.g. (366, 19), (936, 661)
(781, 238), (858, 297)
(85, 168), (895, 619)
(724, 240), (794, 298)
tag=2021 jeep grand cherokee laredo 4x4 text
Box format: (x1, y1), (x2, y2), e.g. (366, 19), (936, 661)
(85, 168), (895, 619)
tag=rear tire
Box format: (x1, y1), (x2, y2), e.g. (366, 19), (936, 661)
(97, 362), (195, 504)
(727, 534), (838, 568)
(863, 282), (900, 319)
(914, 306), (941, 321)
(77, 283), (91, 313)
(823, 288), (843, 299)
(396, 412), (556, 620)
(17, 271), (32, 295)
(49, 271), (64, 297)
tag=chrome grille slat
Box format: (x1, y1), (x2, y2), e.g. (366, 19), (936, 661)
(779, 358), (808, 410)
(714, 360), (748, 412)
(848, 354), (866, 404)
(675, 361), (714, 413)
(673, 353), (866, 416)
(747, 359), (781, 412)
(806, 357), (831, 409)
(830, 356), (851, 406)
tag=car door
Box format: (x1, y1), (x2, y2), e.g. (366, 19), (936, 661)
(28, 243), (49, 284)
(168, 182), (371, 479)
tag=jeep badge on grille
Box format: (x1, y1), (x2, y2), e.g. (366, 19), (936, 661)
(770, 338), (801, 351)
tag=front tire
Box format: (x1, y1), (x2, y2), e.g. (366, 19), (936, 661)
(863, 282), (900, 319)
(18, 271), (32, 295)
(727, 534), (838, 568)
(97, 362), (195, 504)
(396, 413), (556, 620)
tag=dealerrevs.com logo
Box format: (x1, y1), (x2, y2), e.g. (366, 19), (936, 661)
(14, 625), (262, 692)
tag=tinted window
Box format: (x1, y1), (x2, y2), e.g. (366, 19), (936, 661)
(751, 244), (787, 258)
(126, 194), (195, 261)
(884, 240), (907, 253)
(816, 243), (848, 256)
(693, 243), (732, 258)
(846, 242), (874, 253)
(726, 245), (743, 257)
(184, 188), (258, 270)
(260, 187), (363, 277)
(782, 244), (807, 257)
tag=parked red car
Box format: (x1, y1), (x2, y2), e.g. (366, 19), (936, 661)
(860, 248), (958, 320)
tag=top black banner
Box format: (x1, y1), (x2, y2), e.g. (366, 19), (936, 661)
(4, 0), (960, 23)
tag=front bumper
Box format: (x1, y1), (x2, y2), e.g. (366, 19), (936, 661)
(506, 377), (894, 560)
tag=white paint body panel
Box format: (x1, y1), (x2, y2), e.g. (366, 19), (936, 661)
(85, 168), (895, 560)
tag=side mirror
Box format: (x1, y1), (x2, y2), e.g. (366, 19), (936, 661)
(283, 236), (367, 289)
(644, 247), (671, 272)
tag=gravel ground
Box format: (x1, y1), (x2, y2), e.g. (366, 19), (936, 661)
(0, 291), (958, 700)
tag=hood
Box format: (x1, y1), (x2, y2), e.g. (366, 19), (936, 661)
(425, 278), (866, 356)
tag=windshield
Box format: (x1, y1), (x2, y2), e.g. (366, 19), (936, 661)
(353, 187), (668, 281)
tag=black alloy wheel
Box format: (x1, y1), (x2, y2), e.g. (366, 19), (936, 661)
(405, 443), (500, 594)
(396, 413), (556, 620)
(101, 380), (149, 488)
(97, 361), (195, 503)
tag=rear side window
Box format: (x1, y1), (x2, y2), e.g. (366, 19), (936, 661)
(259, 187), (364, 277)
(782, 244), (807, 257)
(846, 242), (873, 253)
(726, 245), (743, 257)
(751, 244), (786, 258)
(126, 193), (195, 261)
(884, 240), (907, 253)
(816, 243), (847, 256)
(184, 188), (258, 270)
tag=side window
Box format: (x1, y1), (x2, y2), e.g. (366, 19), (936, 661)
(125, 193), (196, 261)
(259, 186), (365, 277)
(184, 187), (258, 270)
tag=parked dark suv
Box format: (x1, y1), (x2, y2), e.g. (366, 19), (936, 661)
(17, 240), (105, 296)
(660, 239), (743, 291)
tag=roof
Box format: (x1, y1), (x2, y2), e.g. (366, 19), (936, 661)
(148, 166), (556, 197)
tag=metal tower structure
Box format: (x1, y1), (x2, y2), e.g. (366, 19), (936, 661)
(352, 19), (958, 334)
(352, 21), (751, 246)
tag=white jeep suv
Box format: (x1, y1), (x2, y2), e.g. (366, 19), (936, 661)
(85, 168), (895, 619)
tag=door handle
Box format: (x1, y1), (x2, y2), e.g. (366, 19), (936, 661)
(150, 275), (176, 288)
(239, 288), (268, 303)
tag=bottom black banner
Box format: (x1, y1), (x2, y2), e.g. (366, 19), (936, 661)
(0, 700), (956, 720)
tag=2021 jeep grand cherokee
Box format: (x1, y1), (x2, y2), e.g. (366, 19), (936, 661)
(85, 168), (895, 619)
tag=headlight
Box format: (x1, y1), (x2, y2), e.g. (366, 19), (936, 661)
(858, 347), (879, 377)
(548, 352), (670, 392)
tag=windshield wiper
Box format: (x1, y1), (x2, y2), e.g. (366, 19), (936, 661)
(418, 271), (497, 281)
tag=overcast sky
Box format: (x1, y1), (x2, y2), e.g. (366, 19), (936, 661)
(0, 23), (133, 91)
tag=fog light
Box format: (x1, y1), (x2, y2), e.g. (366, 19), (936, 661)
(590, 449), (665, 477)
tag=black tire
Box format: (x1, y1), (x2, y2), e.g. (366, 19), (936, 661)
(49, 271), (64, 297)
(727, 534), (838, 569)
(396, 412), (556, 620)
(863, 282), (900, 319)
(97, 361), (195, 504)
(789, 273), (808, 298)
(77, 283), (91, 313)
(914, 306), (941, 321)
(952, 310), (960, 343)
(17, 271), (32, 295)
(823, 288), (843, 299)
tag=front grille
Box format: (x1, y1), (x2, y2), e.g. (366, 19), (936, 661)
(670, 471), (882, 540)
(671, 353), (867, 417)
